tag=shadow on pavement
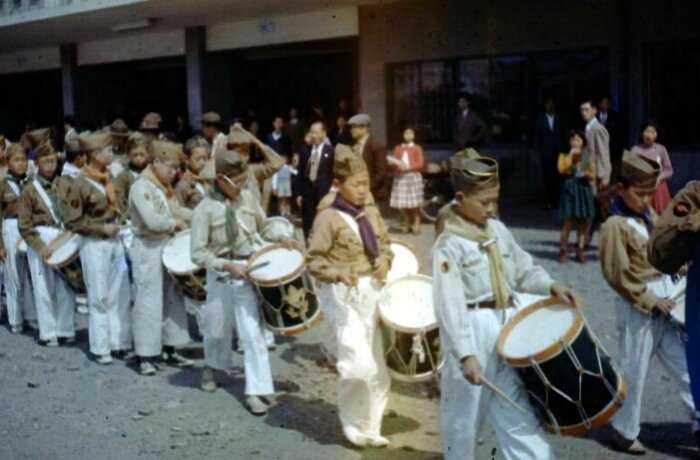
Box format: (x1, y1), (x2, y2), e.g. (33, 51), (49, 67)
(587, 423), (698, 459)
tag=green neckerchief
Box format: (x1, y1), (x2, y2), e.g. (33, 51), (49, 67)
(209, 183), (239, 253)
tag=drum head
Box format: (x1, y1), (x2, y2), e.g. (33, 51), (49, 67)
(248, 245), (305, 286)
(162, 231), (199, 275)
(46, 232), (81, 266)
(499, 300), (581, 363)
(388, 242), (419, 282)
(379, 274), (435, 332)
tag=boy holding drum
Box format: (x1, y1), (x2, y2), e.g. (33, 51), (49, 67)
(306, 145), (394, 448)
(18, 141), (75, 347)
(190, 146), (294, 415)
(432, 153), (578, 460)
(600, 151), (694, 454)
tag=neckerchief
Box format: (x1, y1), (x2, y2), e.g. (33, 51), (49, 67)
(609, 196), (654, 232)
(444, 210), (510, 308)
(331, 194), (379, 262)
(209, 183), (239, 253)
(128, 161), (147, 173)
(35, 174), (58, 209)
(81, 164), (117, 209)
(5, 172), (27, 189)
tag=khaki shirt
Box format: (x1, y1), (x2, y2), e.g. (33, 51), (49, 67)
(191, 190), (291, 271)
(0, 176), (29, 253)
(649, 180), (700, 274)
(114, 169), (139, 216)
(128, 166), (191, 238)
(600, 215), (661, 313)
(175, 176), (207, 210)
(246, 146), (285, 204)
(61, 175), (121, 238)
(306, 203), (393, 283)
(433, 218), (554, 359)
(17, 178), (62, 254)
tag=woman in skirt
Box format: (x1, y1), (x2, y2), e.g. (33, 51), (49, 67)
(558, 130), (596, 264)
(389, 127), (424, 234)
(630, 122), (673, 214)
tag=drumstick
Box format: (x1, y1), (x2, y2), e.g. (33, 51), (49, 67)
(246, 261), (271, 274)
(480, 375), (528, 415)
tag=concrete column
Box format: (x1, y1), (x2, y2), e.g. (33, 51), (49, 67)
(59, 43), (77, 118)
(185, 26), (206, 131)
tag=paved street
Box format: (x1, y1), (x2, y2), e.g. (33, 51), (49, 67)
(0, 206), (696, 460)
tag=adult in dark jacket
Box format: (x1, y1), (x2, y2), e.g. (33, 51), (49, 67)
(454, 94), (487, 149)
(534, 98), (566, 207)
(348, 113), (388, 201)
(265, 116), (293, 158)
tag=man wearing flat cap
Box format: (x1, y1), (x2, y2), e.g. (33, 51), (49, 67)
(139, 112), (163, 143)
(61, 130), (132, 365)
(348, 114), (388, 202)
(128, 140), (193, 376)
(600, 150), (694, 454)
(433, 152), (578, 460)
(648, 180), (700, 450)
(190, 144), (295, 415)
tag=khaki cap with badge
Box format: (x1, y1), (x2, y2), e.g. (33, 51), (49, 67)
(150, 141), (184, 167)
(620, 149), (660, 190)
(334, 144), (368, 178)
(78, 131), (112, 153)
(449, 154), (500, 193)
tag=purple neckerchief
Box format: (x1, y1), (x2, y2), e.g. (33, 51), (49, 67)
(331, 194), (380, 262)
(609, 196), (653, 231)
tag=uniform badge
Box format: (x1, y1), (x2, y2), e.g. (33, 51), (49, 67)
(71, 199), (80, 209)
(441, 261), (450, 273)
(674, 202), (690, 217)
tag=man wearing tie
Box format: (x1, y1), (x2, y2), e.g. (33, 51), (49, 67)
(534, 97), (565, 208)
(453, 94), (487, 150)
(293, 121), (335, 238)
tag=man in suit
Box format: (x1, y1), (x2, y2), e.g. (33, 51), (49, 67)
(331, 115), (352, 146)
(454, 94), (488, 149)
(266, 116), (293, 158)
(286, 108), (307, 155)
(348, 114), (388, 202)
(597, 96), (624, 179)
(293, 121), (334, 238)
(534, 97), (565, 208)
(581, 99), (611, 191)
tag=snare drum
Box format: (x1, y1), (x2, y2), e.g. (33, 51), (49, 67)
(43, 229), (86, 295)
(247, 243), (321, 336)
(378, 274), (443, 382)
(161, 231), (206, 302)
(388, 240), (420, 282)
(497, 297), (626, 436)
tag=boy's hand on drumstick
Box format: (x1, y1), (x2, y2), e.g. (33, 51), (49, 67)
(223, 263), (248, 280)
(103, 224), (121, 238)
(337, 271), (358, 287)
(551, 283), (582, 309)
(39, 246), (53, 260)
(654, 298), (676, 316)
(372, 259), (389, 283)
(461, 356), (483, 385)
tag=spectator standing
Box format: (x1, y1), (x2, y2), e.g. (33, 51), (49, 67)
(534, 97), (565, 208)
(453, 94), (487, 149)
(630, 122), (674, 214)
(389, 127), (425, 234)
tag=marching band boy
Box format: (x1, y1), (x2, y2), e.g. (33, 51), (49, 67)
(128, 140), (193, 376)
(0, 144), (36, 333)
(600, 151), (694, 454)
(191, 147), (294, 415)
(62, 132), (132, 365)
(306, 146), (394, 447)
(114, 134), (149, 216)
(18, 141), (75, 346)
(432, 154), (578, 460)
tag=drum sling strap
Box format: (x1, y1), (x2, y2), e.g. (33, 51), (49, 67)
(32, 179), (61, 227)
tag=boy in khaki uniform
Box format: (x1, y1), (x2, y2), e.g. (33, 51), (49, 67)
(600, 151), (694, 454)
(18, 142), (75, 346)
(114, 134), (149, 216)
(176, 136), (210, 210)
(128, 140), (193, 376)
(0, 144), (36, 333)
(62, 131), (132, 365)
(306, 145), (394, 447)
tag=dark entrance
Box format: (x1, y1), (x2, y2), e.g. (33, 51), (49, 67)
(0, 69), (63, 140)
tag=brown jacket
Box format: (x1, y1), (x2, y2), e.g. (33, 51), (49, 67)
(61, 175), (121, 238)
(113, 169), (139, 217)
(356, 137), (388, 201)
(17, 177), (62, 254)
(0, 175), (29, 253)
(648, 180), (700, 274)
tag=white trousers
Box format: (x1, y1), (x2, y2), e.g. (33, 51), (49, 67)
(130, 237), (190, 357)
(440, 308), (552, 460)
(204, 271), (274, 396)
(319, 277), (390, 440)
(612, 276), (694, 440)
(27, 245), (75, 341)
(2, 218), (35, 327)
(184, 297), (206, 337)
(80, 237), (132, 355)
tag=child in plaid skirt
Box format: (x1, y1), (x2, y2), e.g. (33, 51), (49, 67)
(389, 128), (424, 234)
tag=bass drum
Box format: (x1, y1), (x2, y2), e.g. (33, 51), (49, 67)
(247, 242), (321, 336)
(378, 274), (443, 383)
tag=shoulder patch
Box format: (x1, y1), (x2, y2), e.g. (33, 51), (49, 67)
(144, 192), (151, 201)
(673, 202), (690, 217)
(441, 260), (450, 273)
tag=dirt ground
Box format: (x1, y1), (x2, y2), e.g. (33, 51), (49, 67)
(0, 206), (696, 460)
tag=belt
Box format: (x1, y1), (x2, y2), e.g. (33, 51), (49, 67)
(466, 298), (513, 310)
